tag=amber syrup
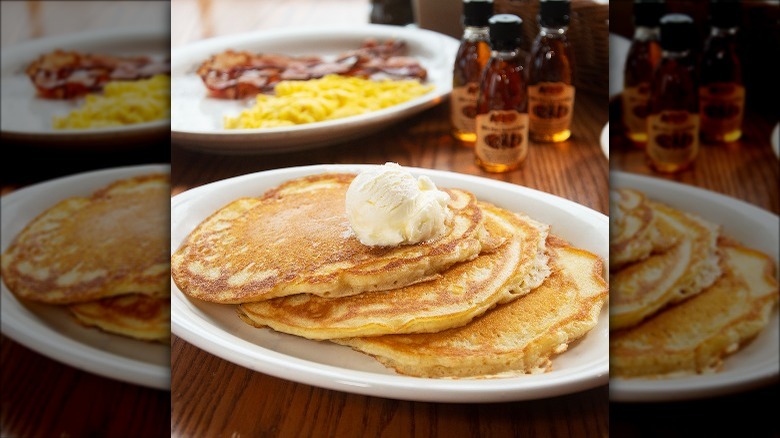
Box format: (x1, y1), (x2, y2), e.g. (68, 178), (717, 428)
(475, 14), (528, 173)
(451, 0), (493, 145)
(527, 0), (575, 143)
(699, 0), (744, 143)
(622, 0), (664, 146)
(646, 13), (699, 173)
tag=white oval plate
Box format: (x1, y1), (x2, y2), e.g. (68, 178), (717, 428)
(171, 164), (609, 403)
(609, 33), (631, 100)
(601, 122), (609, 160)
(0, 29), (169, 148)
(1, 164), (171, 390)
(609, 171), (780, 402)
(170, 25), (459, 154)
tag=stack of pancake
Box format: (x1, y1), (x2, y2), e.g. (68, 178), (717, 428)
(609, 188), (779, 378)
(1, 174), (171, 342)
(171, 172), (608, 378)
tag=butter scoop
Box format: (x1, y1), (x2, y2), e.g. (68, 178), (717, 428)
(346, 163), (452, 246)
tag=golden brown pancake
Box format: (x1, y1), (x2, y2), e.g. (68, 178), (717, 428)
(236, 203), (551, 339)
(334, 236), (608, 378)
(171, 173), (490, 304)
(1, 174), (170, 304)
(610, 200), (721, 330)
(609, 188), (678, 270)
(69, 294), (170, 342)
(610, 239), (779, 378)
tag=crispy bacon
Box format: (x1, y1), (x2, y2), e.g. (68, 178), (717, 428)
(196, 39), (428, 99)
(25, 49), (170, 99)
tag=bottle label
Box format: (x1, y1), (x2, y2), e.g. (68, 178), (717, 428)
(699, 83), (745, 135)
(475, 110), (529, 165)
(647, 111), (700, 165)
(451, 83), (480, 133)
(622, 83), (651, 135)
(528, 82), (575, 135)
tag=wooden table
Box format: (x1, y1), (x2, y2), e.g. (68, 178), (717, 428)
(170, 0), (609, 436)
(608, 101), (778, 215)
(1, 2), (170, 437)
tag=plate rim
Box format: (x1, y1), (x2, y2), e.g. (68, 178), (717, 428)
(170, 164), (610, 403)
(169, 25), (459, 153)
(608, 170), (780, 402)
(0, 163), (172, 391)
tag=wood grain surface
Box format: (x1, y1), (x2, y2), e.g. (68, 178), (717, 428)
(609, 100), (778, 215)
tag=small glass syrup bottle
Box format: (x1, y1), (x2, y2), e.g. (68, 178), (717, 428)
(475, 14), (528, 173)
(622, 0), (664, 146)
(646, 13), (699, 173)
(699, 0), (745, 143)
(451, 0), (494, 145)
(526, 0), (575, 143)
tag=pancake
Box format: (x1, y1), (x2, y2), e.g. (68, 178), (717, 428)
(610, 240), (779, 378)
(1, 173), (170, 304)
(334, 236), (608, 378)
(610, 200), (721, 330)
(609, 188), (678, 270)
(69, 294), (170, 342)
(236, 203), (551, 339)
(171, 173), (490, 304)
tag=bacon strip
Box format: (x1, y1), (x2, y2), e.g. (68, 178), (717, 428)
(25, 49), (170, 99)
(196, 39), (428, 99)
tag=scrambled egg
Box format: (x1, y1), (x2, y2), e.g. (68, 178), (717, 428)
(223, 75), (433, 129)
(53, 74), (170, 129)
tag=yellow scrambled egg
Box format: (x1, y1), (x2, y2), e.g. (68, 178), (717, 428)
(53, 74), (170, 129)
(223, 75), (434, 129)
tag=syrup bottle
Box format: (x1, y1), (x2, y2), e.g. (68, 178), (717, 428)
(526, 0), (575, 143)
(699, 0), (744, 143)
(475, 14), (528, 173)
(622, 0), (664, 145)
(646, 13), (699, 173)
(451, 0), (494, 145)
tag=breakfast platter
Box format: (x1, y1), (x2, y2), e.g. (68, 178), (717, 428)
(171, 164), (609, 403)
(609, 171), (779, 402)
(170, 25), (459, 154)
(0, 165), (171, 390)
(0, 28), (169, 147)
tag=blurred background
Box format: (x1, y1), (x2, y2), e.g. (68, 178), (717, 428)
(1, 1), (171, 193)
(1, 2), (170, 438)
(172, 0), (609, 95)
(608, 1), (779, 437)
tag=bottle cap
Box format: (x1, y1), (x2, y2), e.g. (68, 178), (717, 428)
(709, 0), (741, 29)
(633, 0), (665, 27)
(463, 0), (494, 27)
(539, 0), (570, 28)
(489, 14), (523, 50)
(659, 13), (694, 52)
